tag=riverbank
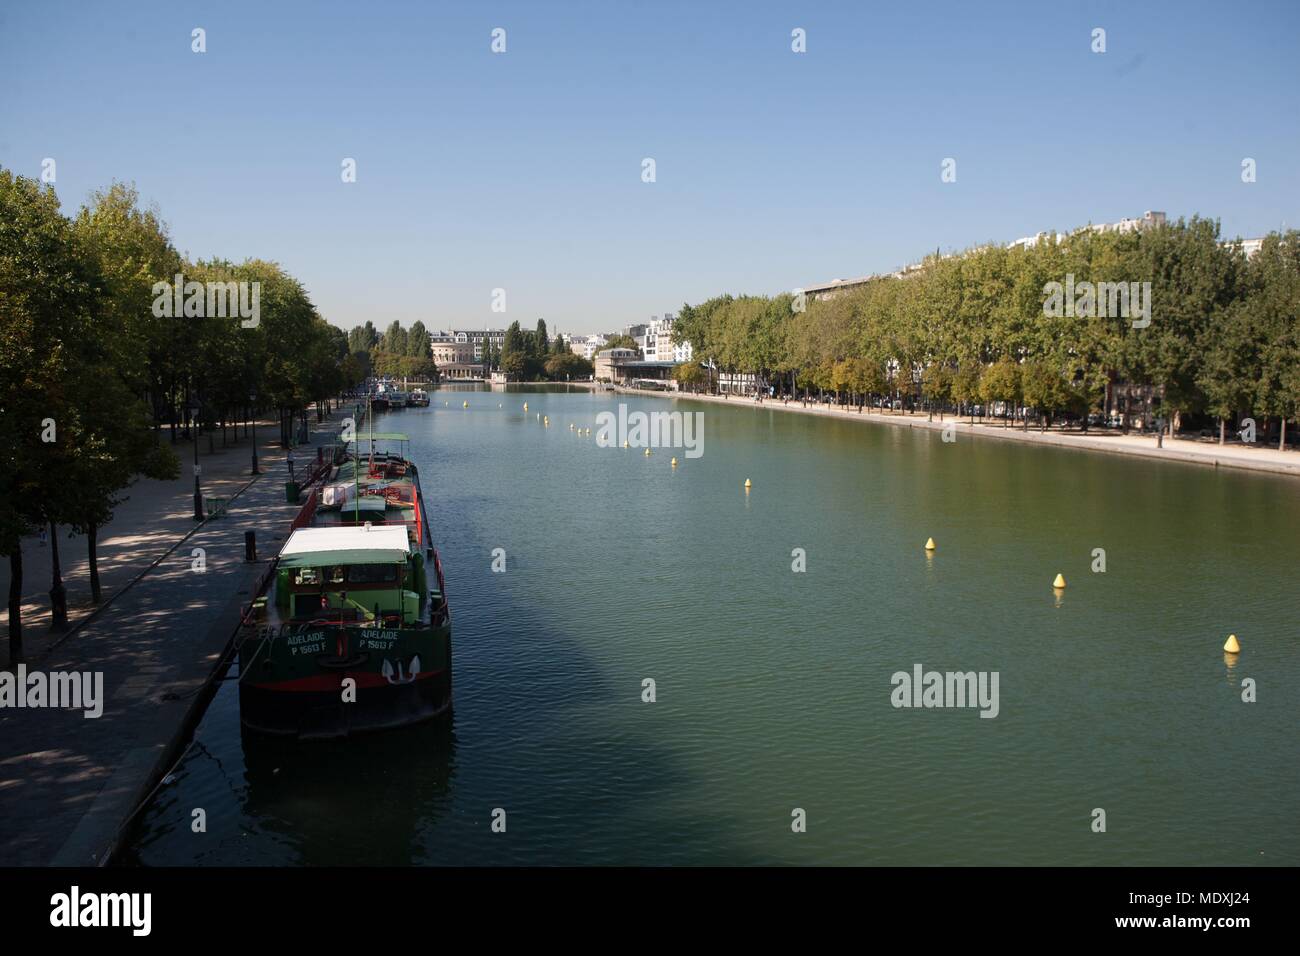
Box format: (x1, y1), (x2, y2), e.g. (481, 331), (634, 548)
(613, 386), (1300, 479)
(0, 407), (344, 866)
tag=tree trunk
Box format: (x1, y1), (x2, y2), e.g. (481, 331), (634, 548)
(1219, 417), (1225, 445)
(87, 522), (102, 604)
(7, 549), (22, 661)
(1281, 418), (1287, 451)
(49, 522), (68, 631)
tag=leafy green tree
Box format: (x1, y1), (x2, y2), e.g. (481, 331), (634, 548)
(1020, 360), (1071, 431)
(980, 358), (1021, 428)
(349, 321), (378, 353)
(951, 363), (983, 422)
(381, 320), (408, 356)
(407, 320), (431, 359)
(672, 361), (708, 392)
(1, 171), (106, 649)
(602, 334), (640, 352)
(544, 352), (592, 380)
(920, 364), (953, 420)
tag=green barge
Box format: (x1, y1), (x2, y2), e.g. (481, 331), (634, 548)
(237, 430), (451, 738)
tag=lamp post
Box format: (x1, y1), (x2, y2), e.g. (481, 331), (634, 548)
(250, 390), (260, 475)
(190, 399), (204, 521)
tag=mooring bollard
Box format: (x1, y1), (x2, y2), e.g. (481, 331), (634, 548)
(245, 530), (256, 562)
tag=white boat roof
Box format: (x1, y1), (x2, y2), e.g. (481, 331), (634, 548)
(280, 525), (410, 565)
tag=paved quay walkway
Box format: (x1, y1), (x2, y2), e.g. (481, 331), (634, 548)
(0, 407), (345, 866)
(618, 387), (1300, 479)
(1, 418), (312, 668)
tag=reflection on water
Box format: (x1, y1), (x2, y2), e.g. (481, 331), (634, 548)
(238, 718), (457, 866)
(120, 678), (457, 866)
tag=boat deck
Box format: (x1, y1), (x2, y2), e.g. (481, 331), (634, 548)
(244, 451), (447, 633)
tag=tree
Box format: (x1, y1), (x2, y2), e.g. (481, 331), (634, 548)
(349, 321), (378, 353)
(407, 320), (431, 359)
(602, 334), (640, 353)
(544, 353), (593, 380)
(672, 362), (708, 392)
(381, 320), (408, 356)
(1, 170), (104, 651)
(951, 363), (983, 422)
(980, 359), (1021, 428)
(920, 364), (953, 420)
(501, 350), (527, 380)
(1020, 360), (1071, 431)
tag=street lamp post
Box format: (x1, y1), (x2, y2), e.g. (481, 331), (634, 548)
(190, 399), (204, 521)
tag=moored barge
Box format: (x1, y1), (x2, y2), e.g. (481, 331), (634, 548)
(237, 428), (451, 738)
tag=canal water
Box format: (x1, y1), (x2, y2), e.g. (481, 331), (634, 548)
(120, 387), (1300, 865)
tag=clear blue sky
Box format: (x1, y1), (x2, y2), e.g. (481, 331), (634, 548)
(2, 0), (1296, 335)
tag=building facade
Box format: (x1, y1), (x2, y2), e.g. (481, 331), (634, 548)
(570, 335), (609, 360)
(639, 314), (692, 364)
(593, 348), (675, 386)
(428, 329), (507, 361)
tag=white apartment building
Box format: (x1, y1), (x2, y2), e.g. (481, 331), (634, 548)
(641, 314), (692, 364)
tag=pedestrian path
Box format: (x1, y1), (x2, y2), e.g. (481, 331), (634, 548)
(637, 389), (1300, 479)
(2, 420), (310, 667)
(0, 408), (345, 866)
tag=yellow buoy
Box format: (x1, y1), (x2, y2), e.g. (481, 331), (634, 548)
(1223, 634), (1241, 654)
(622, 440), (629, 448)
(644, 448), (651, 456)
(1053, 573), (1067, 589)
(463, 400), (468, 408)
(523, 402), (528, 410)
(924, 537), (936, 551)
(744, 478), (752, 488)
(671, 457), (678, 467)
(570, 423), (575, 430)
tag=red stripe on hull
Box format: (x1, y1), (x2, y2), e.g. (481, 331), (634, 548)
(248, 668), (446, 693)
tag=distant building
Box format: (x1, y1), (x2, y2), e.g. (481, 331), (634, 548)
(1224, 237), (1266, 258)
(430, 329), (506, 361)
(430, 335), (475, 366)
(570, 334), (608, 360)
(1087, 210), (1167, 235)
(801, 276), (878, 302)
(593, 347), (675, 386)
(641, 314), (692, 363)
(1008, 231), (1063, 250)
